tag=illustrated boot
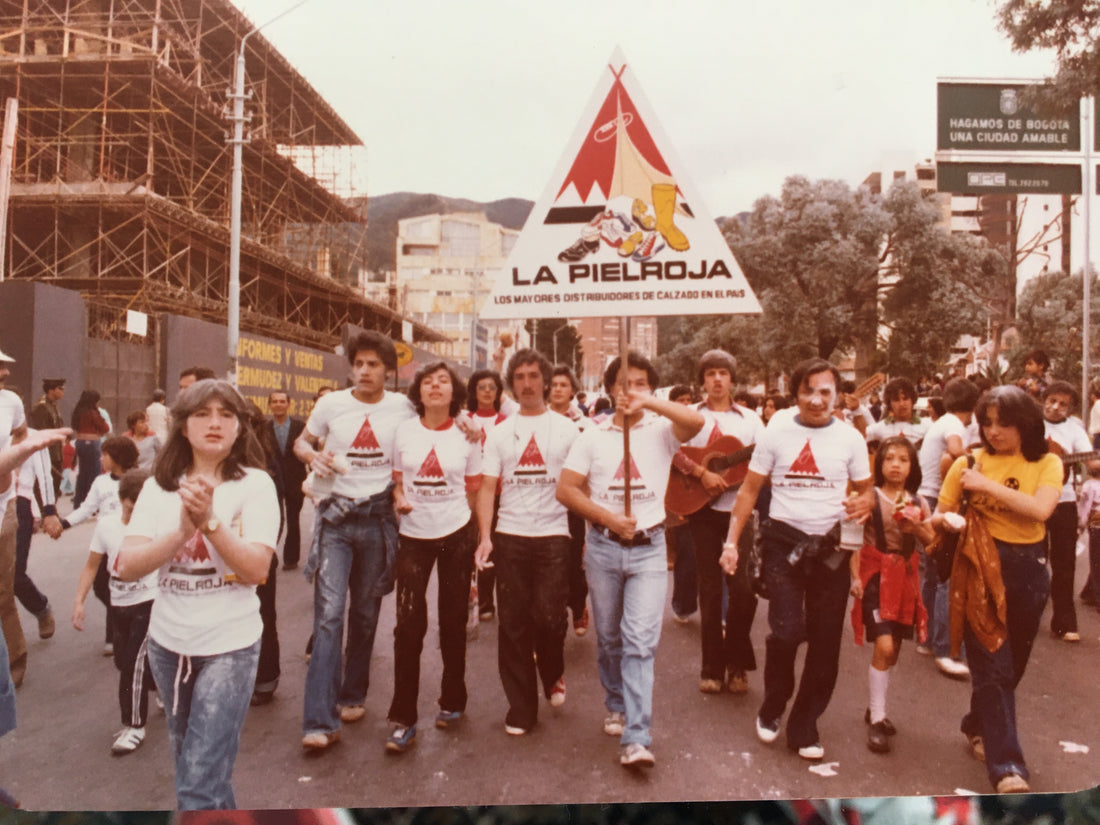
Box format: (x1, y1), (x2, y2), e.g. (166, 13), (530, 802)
(651, 183), (689, 251)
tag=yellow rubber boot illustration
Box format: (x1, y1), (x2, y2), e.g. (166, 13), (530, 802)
(652, 183), (689, 251)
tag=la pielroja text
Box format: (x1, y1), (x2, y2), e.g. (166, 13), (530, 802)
(499, 259), (744, 304)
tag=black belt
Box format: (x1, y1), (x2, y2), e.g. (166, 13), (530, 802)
(595, 522), (665, 547)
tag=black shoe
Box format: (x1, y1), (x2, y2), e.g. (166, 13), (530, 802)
(867, 722), (891, 753)
(250, 690), (275, 706)
(282, 562), (298, 571)
(864, 708), (896, 735)
(557, 238), (599, 263)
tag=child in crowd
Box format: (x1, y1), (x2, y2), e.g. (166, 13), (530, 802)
(62, 435), (139, 655)
(72, 468), (157, 754)
(850, 436), (934, 754)
(1077, 464), (1100, 609)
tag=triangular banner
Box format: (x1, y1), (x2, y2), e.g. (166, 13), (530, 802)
(481, 46), (760, 320)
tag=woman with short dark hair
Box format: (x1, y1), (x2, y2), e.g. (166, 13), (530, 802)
(384, 362), (481, 753)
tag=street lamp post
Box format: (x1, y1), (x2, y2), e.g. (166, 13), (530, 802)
(552, 322), (572, 366)
(226, 0), (309, 386)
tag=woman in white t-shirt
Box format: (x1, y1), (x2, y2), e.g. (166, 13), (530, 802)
(117, 379), (278, 810)
(384, 362), (481, 753)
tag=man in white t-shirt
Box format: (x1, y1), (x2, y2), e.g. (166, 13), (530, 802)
(476, 350), (580, 735)
(671, 350), (763, 696)
(1042, 381), (1094, 643)
(721, 358), (873, 763)
(558, 351), (703, 769)
(0, 347), (29, 689)
(916, 377), (980, 678)
(293, 331), (413, 751)
(865, 377), (930, 449)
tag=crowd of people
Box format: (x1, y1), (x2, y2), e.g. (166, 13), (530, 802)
(0, 335), (1096, 809)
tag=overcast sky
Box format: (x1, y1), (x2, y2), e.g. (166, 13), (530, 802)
(240, 0), (1059, 216)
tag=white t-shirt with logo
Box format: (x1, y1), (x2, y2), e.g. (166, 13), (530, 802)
(393, 418), (481, 540)
(917, 412), (969, 499)
(563, 412), (682, 532)
(484, 411), (579, 537)
(1045, 416), (1092, 503)
(866, 415), (930, 446)
(126, 468), (279, 656)
(685, 403), (764, 512)
(91, 511), (157, 607)
(0, 389), (26, 510)
(305, 389), (415, 499)
(750, 414), (871, 536)
(472, 409), (509, 447)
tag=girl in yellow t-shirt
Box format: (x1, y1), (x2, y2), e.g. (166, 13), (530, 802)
(933, 385), (1060, 796)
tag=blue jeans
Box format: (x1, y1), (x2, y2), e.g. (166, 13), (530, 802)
(920, 496), (951, 657)
(961, 539), (1049, 788)
(147, 637), (260, 810)
(584, 526), (667, 747)
(302, 492), (396, 735)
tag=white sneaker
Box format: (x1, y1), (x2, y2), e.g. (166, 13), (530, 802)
(755, 716), (780, 744)
(603, 711), (625, 737)
(915, 644), (933, 656)
(797, 742), (825, 760)
(110, 726), (146, 755)
(936, 656), (970, 679)
(620, 742), (655, 768)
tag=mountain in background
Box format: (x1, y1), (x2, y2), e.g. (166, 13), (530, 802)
(355, 192), (534, 274)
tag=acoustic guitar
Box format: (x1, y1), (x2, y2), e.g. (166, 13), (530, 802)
(665, 435), (755, 517)
(1046, 438), (1100, 483)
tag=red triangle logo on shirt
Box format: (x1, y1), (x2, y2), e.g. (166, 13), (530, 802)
(173, 529), (212, 564)
(350, 417), (381, 451)
(413, 447), (447, 487)
(514, 434), (548, 476)
(787, 438), (824, 479)
(705, 423), (723, 445)
(610, 455), (646, 490)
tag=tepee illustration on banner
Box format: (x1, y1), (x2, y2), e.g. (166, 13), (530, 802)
(481, 47), (760, 320)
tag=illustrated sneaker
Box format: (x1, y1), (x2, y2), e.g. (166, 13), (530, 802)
(385, 724), (416, 753)
(603, 711), (626, 737)
(557, 238), (600, 263)
(620, 742), (655, 768)
(549, 677), (566, 708)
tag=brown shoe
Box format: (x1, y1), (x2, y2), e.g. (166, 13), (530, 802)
(302, 731), (340, 751)
(996, 773), (1030, 794)
(699, 678), (723, 694)
(727, 670), (749, 694)
(339, 705), (366, 723)
(37, 610), (55, 640)
(9, 653), (26, 689)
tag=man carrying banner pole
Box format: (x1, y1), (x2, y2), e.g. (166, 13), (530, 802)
(557, 344), (702, 769)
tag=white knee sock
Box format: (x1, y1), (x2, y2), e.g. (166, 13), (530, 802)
(868, 664), (890, 723)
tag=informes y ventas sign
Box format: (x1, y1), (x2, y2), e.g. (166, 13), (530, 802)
(480, 47), (760, 320)
(937, 162), (1081, 195)
(937, 82), (1080, 153)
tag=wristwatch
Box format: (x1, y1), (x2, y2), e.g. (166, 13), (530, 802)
(200, 517), (221, 537)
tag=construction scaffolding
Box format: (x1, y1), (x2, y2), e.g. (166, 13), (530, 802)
(0, 0), (443, 350)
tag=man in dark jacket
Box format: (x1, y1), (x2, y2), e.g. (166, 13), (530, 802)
(265, 390), (307, 569)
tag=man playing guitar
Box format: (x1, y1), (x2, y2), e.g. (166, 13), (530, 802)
(671, 350), (764, 695)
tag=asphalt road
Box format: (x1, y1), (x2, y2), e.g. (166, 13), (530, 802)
(2, 499), (1098, 810)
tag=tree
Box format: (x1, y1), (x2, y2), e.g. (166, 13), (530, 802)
(1013, 269), (1100, 386)
(997, 1), (1100, 108)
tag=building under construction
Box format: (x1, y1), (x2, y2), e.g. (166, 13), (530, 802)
(0, 0), (442, 354)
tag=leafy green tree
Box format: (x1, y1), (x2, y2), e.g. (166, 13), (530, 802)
(1012, 269), (1100, 386)
(997, 0), (1100, 108)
